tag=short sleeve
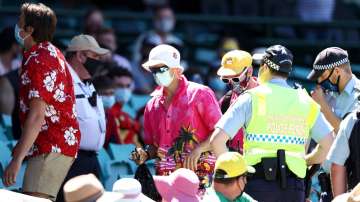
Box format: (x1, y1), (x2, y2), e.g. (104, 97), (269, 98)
(27, 60), (56, 104)
(327, 113), (357, 165)
(196, 88), (222, 131)
(143, 104), (154, 145)
(309, 112), (334, 143)
(215, 93), (252, 139)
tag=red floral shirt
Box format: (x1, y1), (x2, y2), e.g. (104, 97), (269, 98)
(19, 42), (80, 158)
(105, 103), (141, 148)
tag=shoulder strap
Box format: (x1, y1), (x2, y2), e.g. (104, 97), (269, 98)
(345, 111), (360, 189)
(220, 90), (233, 114)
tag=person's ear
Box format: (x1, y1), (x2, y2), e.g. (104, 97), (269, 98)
(77, 52), (87, 64)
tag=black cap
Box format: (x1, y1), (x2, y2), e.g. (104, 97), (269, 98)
(262, 45), (293, 74)
(307, 47), (349, 81)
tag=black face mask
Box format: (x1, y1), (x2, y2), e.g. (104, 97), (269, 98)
(83, 58), (104, 77)
(318, 68), (340, 93)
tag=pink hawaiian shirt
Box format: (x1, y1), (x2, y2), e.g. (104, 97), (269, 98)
(144, 76), (221, 178)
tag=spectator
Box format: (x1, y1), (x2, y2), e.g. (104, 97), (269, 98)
(63, 174), (124, 202)
(96, 27), (132, 71)
(93, 75), (116, 110)
(202, 152), (257, 202)
(132, 45), (221, 190)
(0, 27), (21, 76)
(154, 168), (201, 202)
(56, 34), (109, 202)
(0, 189), (52, 202)
(332, 182), (360, 202)
(3, 3), (80, 201)
(132, 5), (184, 93)
(105, 67), (142, 148)
(217, 50), (258, 153)
(84, 8), (104, 36)
(112, 178), (154, 201)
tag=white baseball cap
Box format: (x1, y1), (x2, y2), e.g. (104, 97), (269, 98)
(142, 44), (183, 73)
(112, 178), (154, 202)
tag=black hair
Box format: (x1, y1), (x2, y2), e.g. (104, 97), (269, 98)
(0, 27), (16, 53)
(108, 66), (133, 79)
(93, 75), (114, 92)
(213, 169), (242, 185)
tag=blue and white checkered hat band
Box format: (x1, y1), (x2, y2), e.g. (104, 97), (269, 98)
(246, 133), (306, 145)
(313, 57), (349, 70)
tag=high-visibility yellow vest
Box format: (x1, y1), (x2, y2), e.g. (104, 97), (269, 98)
(245, 82), (320, 178)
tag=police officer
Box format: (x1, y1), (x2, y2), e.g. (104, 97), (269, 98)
(327, 110), (360, 197)
(307, 47), (360, 133)
(208, 45), (334, 202)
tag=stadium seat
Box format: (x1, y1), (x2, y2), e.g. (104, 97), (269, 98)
(108, 143), (137, 173)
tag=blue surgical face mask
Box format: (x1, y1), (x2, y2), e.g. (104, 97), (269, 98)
(115, 88), (132, 103)
(101, 95), (116, 109)
(14, 24), (29, 47)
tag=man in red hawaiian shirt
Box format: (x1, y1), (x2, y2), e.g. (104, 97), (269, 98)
(105, 67), (142, 148)
(131, 44), (222, 190)
(2, 3), (80, 201)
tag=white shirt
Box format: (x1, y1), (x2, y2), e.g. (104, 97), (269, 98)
(67, 63), (106, 151)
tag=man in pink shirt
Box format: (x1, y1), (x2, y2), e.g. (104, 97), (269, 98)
(132, 44), (221, 188)
(217, 50), (259, 153)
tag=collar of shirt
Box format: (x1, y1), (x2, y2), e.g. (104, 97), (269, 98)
(268, 77), (291, 88)
(150, 75), (189, 98)
(342, 74), (358, 96)
(23, 41), (49, 58)
(67, 62), (95, 97)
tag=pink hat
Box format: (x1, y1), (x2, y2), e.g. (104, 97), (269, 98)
(153, 168), (200, 202)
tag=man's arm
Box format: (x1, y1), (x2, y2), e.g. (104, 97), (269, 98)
(3, 98), (46, 186)
(331, 163), (347, 197)
(305, 131), (334, 165)
(311, 86), (341, 133)
(210, 128), (230, 157)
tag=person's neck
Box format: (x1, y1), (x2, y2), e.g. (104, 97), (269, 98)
(156, 30), (168, 40)
(339, 73), (352, 93)
(0, 52), (13, 70)
(24, 39), (37, 51)
(214, 183), (239, 201)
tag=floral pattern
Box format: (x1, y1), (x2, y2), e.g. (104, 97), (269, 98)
(43, 70), (57, 92)
(64, 127), (78, 146)
(53, 83), (66, 102)
(19, 41), (80, 158)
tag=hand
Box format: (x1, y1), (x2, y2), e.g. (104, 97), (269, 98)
(311, 85), (327, 106)
(3, 158), (22, 187)
(184, 146), (202, 171)
(130, 147), (148, 165)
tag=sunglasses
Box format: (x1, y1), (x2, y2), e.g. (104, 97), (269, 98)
(149, 66), (170, 74)
(221, 68), (249, 84)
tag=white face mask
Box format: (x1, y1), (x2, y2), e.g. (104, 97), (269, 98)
(155, 18), (174, 33)
(154, 71), (174, 87)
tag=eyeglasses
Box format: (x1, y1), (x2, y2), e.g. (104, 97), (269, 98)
(149, 66), (170, 74)
(222, 77), (242, 83)
(221, 68), (248, 84)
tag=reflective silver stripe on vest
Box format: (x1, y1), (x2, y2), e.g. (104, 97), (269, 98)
(246, 134), (306, 145)
(245, 148), (305, 159)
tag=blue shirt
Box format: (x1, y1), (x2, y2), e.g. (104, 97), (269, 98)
(327, 112), (358, 165)
(333, 75), (360, 119)
(216, 78), (333, 143)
